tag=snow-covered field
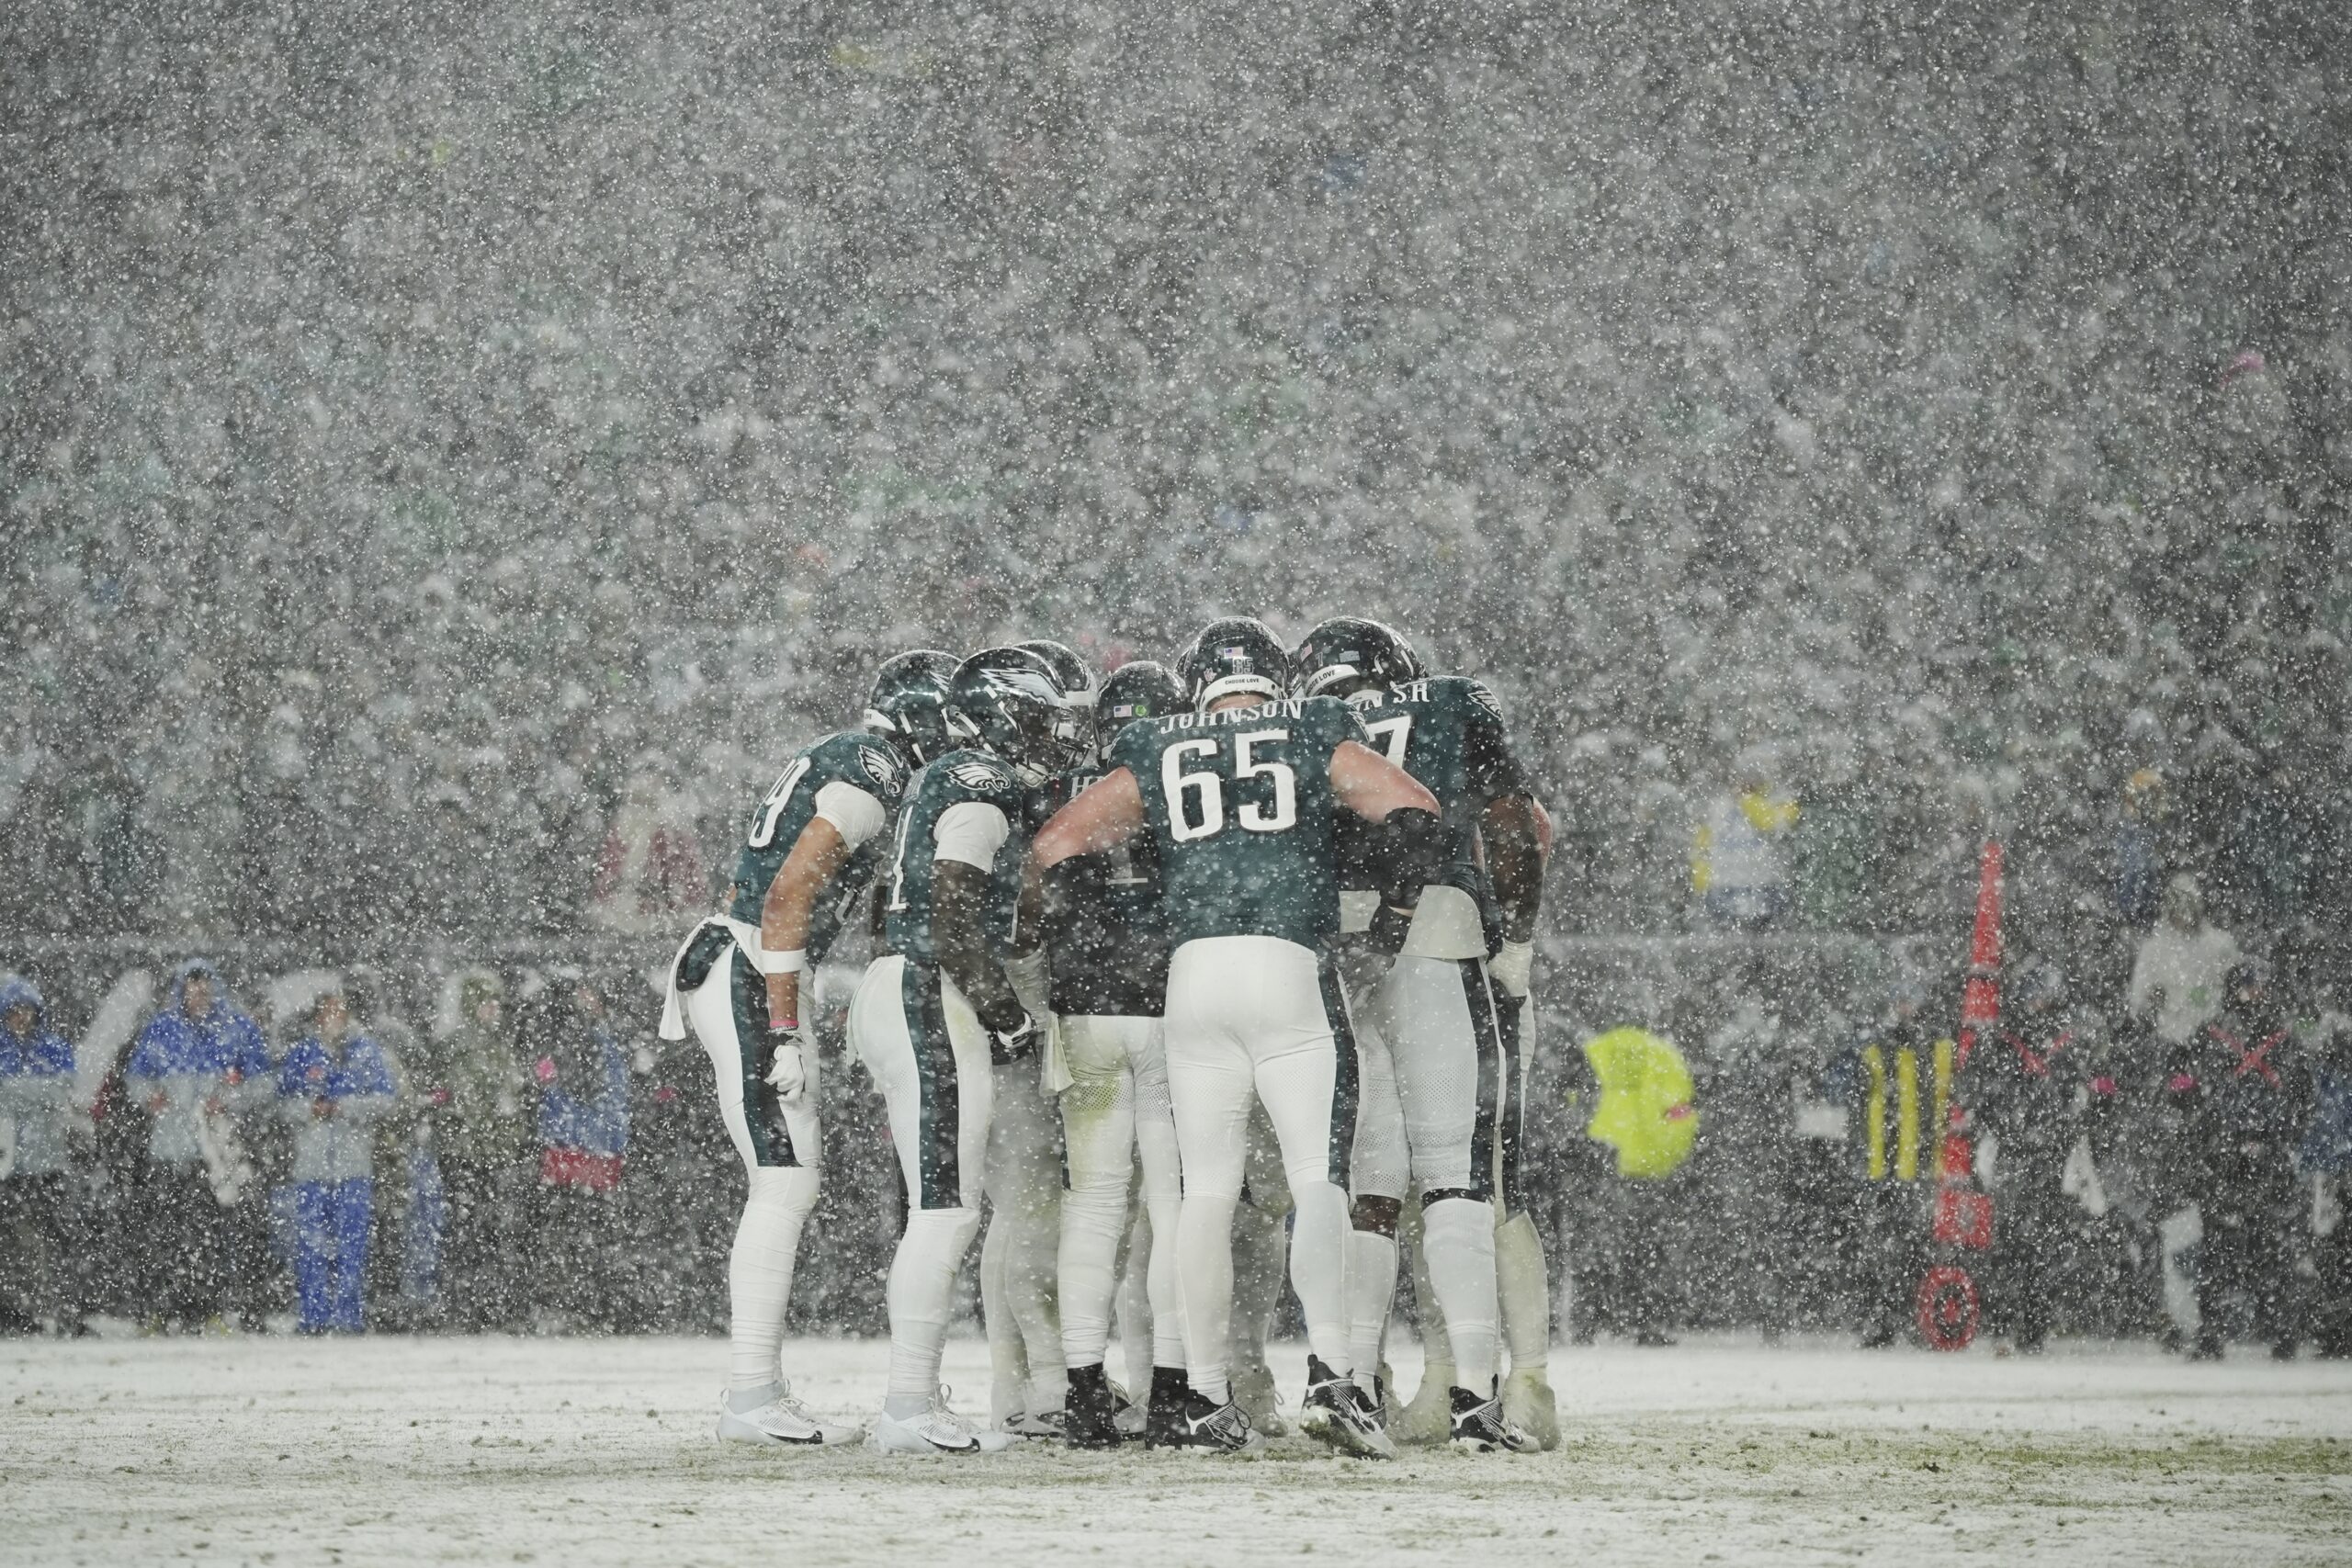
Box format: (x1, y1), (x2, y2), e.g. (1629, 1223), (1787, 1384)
(6, 1334), (2349, 1566)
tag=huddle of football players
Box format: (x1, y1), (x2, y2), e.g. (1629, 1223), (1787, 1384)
(660, 614), (1557, 1459)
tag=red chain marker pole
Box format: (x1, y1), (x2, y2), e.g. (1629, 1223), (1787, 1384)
(1955, 840), (2004, 1072)
(1920, 840), (2003, 1348)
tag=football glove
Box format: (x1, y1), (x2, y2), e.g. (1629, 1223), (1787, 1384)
(764, 1021), (811, 1106)
(991, 1013), (1041, 1064)
(1489, 940), (1534, 1000)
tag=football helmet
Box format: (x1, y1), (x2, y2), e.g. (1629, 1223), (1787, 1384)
(1015, 638), (1098, 756)
(1015, 639), (1096, 704)
(951, 647), (1091, 785)
(863, 649), (961, 768)
(1174, 616), (1290, 712)
(1094, 660), (1184, 761)
(1291, 616), (1424, 701)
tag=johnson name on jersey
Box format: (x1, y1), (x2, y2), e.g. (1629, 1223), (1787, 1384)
(1107, 695), (1370, 950)
(726, 731), (910, 962)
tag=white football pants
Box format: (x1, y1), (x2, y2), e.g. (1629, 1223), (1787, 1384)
(850, 955), (994, 1403)
(1057, 1014), (1183, 1372)
(1164, 934), (1357, 1403)
(983, 1053), (1065, 1419)
(684, 943), (823, 1393)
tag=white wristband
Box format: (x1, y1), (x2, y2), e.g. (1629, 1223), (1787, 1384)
(755, 946), (808, 977)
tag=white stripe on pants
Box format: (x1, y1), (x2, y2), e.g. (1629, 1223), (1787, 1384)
(849, 955), (995, 1401)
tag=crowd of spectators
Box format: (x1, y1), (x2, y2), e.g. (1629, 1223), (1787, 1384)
(6, 3), (2348, 955)
(5, 906), (2349, 1355)
(3, 5), (2351, 1346)
(0, 959), (750, 1337)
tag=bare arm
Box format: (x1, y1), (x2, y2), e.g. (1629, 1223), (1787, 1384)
(1481, 793), (1545, 945)
(759, 815), (851, 1026)
(933, 861), (1029, 1037)
(1329, 739), (1440, 823)
(1034, 767), (1147, 870)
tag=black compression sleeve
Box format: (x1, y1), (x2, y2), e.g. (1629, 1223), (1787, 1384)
(1377, 807), (1446, 909)
(932, 861), (1027, 1036)
(1485, 795), (1544, 944)
(1462, 705), (1533, 807)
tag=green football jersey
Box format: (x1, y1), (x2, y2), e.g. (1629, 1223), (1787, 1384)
(725, 731), (911, 960)
(1340, 675), (1532, 908)
(1108, 695), (1370, 949)
(880, 749), (1031, 964)
(1038, 760), (1170, 1017)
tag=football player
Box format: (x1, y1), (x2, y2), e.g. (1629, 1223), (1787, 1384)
(1293, 616), (1545, 1452)
(1035, 616), (1442, 1457)
(1039, 659), (1187, 1447)
(846, 647), (1089, 1454)
(657, 649), (956, 1447)
(979, 640), (1100, 1435)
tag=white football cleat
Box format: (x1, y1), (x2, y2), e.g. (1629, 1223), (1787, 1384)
(1505, 1372), (1561, 1457)
(1000, 1408), (1069, 1440)
(1448, 1385), (1537, 1453)
(1230, 1361), (1289, 1438)
(715, 1385), (861, 1447)
(1395, 1367), (1456, 1446)
(870, 1390), (1016, 1456)
(1112, 1380), (1148, 1438)
(1501, 1369), (1559, 1452)
(1299, 1356), (1396, 1461)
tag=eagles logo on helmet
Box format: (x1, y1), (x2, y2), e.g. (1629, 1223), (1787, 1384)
(950, 647), (1091, 785)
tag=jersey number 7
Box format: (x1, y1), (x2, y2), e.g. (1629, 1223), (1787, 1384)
(1164, 729), (1297, 842)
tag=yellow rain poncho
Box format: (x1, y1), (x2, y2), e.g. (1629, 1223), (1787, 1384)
(1580, 1027), (1701, 1179)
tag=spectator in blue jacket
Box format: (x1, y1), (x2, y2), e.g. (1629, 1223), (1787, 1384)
(0, 976), (79, 1334)
(526, 975), (629, 1325)
(276, 985), (396, 1334)
(125, 961), (271, 1328)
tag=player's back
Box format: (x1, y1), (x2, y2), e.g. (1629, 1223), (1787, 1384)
(1343, 675), (1531, 958)
(1040, 760), (1170, 1017)
(880, 749), (1029, 964)
(724, 731), (910, 960)
(1109, 695), (1367, 951)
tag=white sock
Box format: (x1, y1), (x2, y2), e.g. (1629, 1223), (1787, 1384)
(1057, 1166), (1130, 1370)
(1144, 1191), (1185, 1371)
(1176, 1191), (1239, 1403)
(1229, 1198), (1287, 1382)
(1011, 1198), (1065, 1409)
(1114, 1202), (1154, 1388)
(1287, 1178), (1352, 1377)
(1407, 1213), (1456, 1393)
(1497, 1210), (1552, 1376)
(979, 1208), (1028, 1421)
(726, 1382), (780, 1414)
(887, 1205), (980, 1411)
(1346, 1228), (1398, 1389)
(1423, 1196), (1500, 1393)
(728, 1166), (820, 1392)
